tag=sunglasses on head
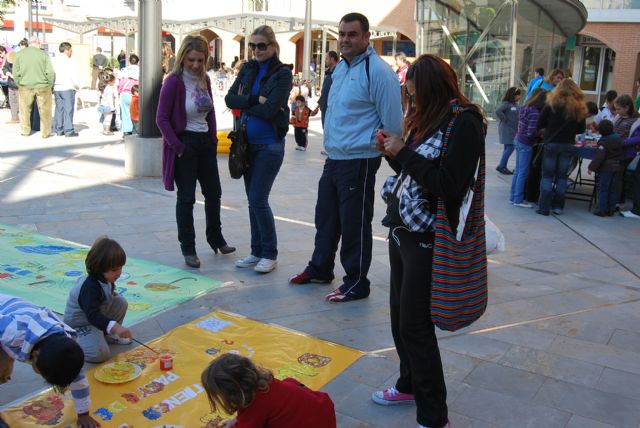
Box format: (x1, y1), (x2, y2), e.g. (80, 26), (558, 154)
(248, 42), (271, 52)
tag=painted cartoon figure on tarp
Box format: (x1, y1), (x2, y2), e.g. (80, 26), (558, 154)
(22, 395), (65, 426)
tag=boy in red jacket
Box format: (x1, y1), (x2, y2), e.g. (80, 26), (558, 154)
(290, 95), (317, 151)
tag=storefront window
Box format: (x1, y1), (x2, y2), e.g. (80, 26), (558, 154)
(579, 46), (601, 91)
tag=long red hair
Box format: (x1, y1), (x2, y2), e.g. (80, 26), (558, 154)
(404, 54), (484, 141)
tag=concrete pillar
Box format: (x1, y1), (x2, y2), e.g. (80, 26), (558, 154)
(319, 26), (327, 90)
(28, 0), (33, 38)
(138, 0), (163, 137)
(302, 0), (312, 80)
(125, 0), (163, 178)
(392, 33), (397, 57)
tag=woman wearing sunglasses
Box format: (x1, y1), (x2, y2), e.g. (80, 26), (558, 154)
(225, 25), (293, 274)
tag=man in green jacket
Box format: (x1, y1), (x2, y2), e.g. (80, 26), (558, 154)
(13, 36), (55, 138)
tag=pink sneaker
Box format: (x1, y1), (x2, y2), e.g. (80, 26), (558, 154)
(371, 387), (415, 405)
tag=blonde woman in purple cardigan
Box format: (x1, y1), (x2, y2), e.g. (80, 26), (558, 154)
(156, 35), (235, 268)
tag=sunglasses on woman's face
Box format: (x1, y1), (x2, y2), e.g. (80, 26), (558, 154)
(248, 42), (270, 52)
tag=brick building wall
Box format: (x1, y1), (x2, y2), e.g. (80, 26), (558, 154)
(581, 22), (640, 97)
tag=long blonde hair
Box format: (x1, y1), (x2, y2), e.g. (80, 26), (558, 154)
(171, 35), (209, 88)
(251, 25), (280, 57)
(546, 78), (587, 121)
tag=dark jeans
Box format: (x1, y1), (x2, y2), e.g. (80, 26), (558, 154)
(631, 160), (640, 215)
(243, 142), (285, 260)
(305, 157), (381, 297)
(498, 143), (514, 170)
(597, 171), (618, 213)
(54, 90), (76, 134)
(174, 131), (225, 256)
(618, 158), (632, 203)
(389, 227), (448, 428)
(294, 127), (308, 148)
(538, 143), (574, 213)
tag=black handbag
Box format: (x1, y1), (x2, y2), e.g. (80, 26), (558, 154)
(228, 124), (249, 179)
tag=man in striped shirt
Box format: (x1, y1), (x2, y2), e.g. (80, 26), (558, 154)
(0, 293), (100, 428)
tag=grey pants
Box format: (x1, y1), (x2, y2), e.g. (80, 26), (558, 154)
(8, 87), (19, 121)
(75, 295), (128, 363)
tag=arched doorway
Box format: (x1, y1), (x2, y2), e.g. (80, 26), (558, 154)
(290, 30), (338, 77)
(573, 34), (615, 104)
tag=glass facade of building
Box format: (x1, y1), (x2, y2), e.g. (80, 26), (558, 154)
(416, 0), (586, 116)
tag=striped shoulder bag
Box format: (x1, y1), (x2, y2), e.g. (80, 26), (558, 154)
(431, 104), (488, 331)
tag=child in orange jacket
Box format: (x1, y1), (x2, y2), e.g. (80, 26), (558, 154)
(290, 95), (317, 151)
(130, 84), (140, 134)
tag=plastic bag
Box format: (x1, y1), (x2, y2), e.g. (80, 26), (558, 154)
(484, 215), (505, 254)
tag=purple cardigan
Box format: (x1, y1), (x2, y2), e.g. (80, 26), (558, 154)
(621, 119), (640, 160)
(515, 105), (540, 145)
(156, 74), (217, 191)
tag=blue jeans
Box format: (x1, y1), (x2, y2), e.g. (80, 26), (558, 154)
(243, 142), (285, 260)
(597, 171), (618, 213)
(538, 143), (574, 213)
(510, 140), (533, 204)
(54, 90), (76, 134)
(498, 143), (514, 170)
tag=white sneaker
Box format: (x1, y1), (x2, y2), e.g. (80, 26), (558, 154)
(552, 208), (563, 215)
(235, 254), (260, 268)
(621, 210), (640, 219)
(254, 258), (277, 273)
(513, 202), (533, 208)
(295, 146), (306, 151)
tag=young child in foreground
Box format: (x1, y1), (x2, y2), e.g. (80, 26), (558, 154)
(201, 353), (336, 428)
(0, 293), (100, 428)
(64, 235), (133, 363)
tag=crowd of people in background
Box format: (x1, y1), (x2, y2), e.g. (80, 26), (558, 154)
(497, 67), (640, 220)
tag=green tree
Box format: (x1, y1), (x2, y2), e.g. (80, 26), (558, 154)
(0, 0), (16, 22)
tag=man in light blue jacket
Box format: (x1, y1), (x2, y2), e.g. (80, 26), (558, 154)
(290, 12), (403, 302)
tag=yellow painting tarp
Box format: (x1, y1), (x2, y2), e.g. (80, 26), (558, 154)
(1, 311), (364, 428)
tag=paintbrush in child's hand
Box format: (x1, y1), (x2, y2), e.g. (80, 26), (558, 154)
(131, 337), (159, 354)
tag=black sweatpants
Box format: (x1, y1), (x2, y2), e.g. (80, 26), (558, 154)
(294, 127), (308, 148)
(305, 157), (381, 297)
(388, 227), (448, 428)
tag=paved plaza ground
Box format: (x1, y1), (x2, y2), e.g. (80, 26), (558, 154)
(1, 97), (640, 428)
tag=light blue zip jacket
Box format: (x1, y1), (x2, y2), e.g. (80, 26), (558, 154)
(323, 45), (403, 160)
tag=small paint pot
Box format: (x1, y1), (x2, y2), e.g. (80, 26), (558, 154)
(159, 354), (173, 371)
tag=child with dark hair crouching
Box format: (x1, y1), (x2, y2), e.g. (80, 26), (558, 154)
(201, 353), (336, 428)
(64, 236), (133, 363)
(588, 119), (624, 217)
(0, 293), (100, 427)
